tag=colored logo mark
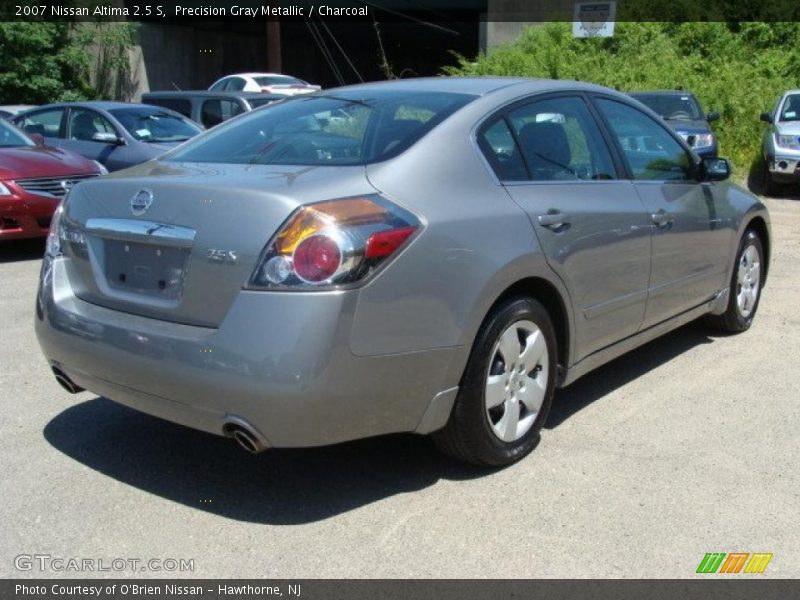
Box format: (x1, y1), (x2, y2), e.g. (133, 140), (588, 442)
(696, 552), (773, 574)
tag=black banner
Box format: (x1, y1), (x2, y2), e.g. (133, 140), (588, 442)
(4, 580), (800, 600)
(2, 0), (800, 23)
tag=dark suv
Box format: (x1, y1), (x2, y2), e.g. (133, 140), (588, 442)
(141, 91), (284, 128)
(629, 90), (720, 158)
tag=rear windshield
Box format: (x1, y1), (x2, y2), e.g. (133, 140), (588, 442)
(165, 91), (474, 166)
(253, 75), (305, 86)
(109, 107), (202, 143)
(631, 94), (703, 121)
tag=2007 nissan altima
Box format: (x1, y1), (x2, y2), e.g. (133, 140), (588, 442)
(35, 78), (770, 466)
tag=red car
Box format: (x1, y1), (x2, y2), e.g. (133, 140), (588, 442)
(1, 118), (104, 240)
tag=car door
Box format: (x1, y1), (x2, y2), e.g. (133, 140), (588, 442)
(13, 107), (66, 147)
(63, 107), (125, 168)
(592, 96), (733, 329)
(479, 94), (653, 361)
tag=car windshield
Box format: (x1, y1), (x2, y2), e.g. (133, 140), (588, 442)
(253, 75), (305, 86)
(779, 94), (800, 122)
(165, 90), (474, 166)
(631, 94), (703, 120)
(0, 118), (35, 148)
(109, 107), (202, 143)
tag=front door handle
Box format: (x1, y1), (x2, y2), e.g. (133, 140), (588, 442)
(537, 212), (571, 229)
(651, 210), (675, 228)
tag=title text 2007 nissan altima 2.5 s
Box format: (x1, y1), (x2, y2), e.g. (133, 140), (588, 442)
(35, 78), (770, 466)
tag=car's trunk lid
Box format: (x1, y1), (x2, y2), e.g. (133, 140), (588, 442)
(61, 161), (372, 327)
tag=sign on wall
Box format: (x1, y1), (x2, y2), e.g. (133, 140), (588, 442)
(573, 2), (616, 38)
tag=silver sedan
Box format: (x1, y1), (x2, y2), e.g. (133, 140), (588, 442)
(36, 78), (770, 466)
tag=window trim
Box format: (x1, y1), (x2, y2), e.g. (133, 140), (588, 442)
(473, 91), (626, 185)
(587, 93), (702, 183)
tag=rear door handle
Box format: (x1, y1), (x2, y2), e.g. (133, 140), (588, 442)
(651, 210), (675, 228)
(537, 212), (570, 229)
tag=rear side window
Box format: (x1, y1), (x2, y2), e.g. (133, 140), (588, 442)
(16, 108), (64, 138)
(596, 98), (694, 181)
(145, 98), (192, 119)
(201, 99), (244, 127)
(167, 91), (473, 166)
(478, 119), (527, 180)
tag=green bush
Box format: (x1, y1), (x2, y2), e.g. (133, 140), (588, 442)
(445, 22), (800, 181)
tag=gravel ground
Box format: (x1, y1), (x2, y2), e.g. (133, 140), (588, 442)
(1, 196), (798, 579)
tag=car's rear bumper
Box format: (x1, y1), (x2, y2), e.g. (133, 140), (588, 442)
(35, 257), (462, 447)
(0, 193), (57, 240)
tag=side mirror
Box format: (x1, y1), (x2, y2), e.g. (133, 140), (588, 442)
(706, 111), (720, 122)
(92, 131), (125, 145)
(701, 157), (731, 182)
(760, 112), (774, 124)
(30, 133), (45, 146)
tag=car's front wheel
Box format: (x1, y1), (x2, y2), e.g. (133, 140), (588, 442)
(707, 230), (764, 333)
(434, 297), (556, 466)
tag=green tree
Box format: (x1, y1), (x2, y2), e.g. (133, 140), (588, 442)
(0, 21), (137, 104)
(445, 22), (800, 180)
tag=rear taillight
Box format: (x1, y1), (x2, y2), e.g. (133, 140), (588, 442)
(247, 195), (419, 290)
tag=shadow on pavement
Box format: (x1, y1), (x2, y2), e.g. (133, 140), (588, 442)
(44, 322), (715, 523)
(44, 398), (490, 525)
(546, 322), (715, 428)
(0, 238), (45, 263)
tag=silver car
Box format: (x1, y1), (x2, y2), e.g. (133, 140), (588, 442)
(761, 90), (800, 195)
(36, 78), (770, 466)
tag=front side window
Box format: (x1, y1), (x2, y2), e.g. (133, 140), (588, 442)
(166, 91), (473, 166)
(596, 98), (694, 181)
(109, 107), (202, 143)
(68, 109), (116, 142)
(15, 108), (64, 138)
(506, 96), (616, 181)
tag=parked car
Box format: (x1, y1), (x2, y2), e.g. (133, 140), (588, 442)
(760, 90), (800, 195)
(209, 72), (321, 96)
(36, 78), (770, 466)
(12, 102), (202, 171)
(0, 104), (37, 120)
(629, 90), (719, 157)
(141, 91), (284, 128)
(0, 118), (103, 241)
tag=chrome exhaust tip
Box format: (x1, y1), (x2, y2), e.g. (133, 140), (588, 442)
(222, 417), (269, 454)
(51, 367), (84, 394)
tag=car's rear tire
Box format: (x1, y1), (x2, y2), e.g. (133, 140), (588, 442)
(707, 230), (764, 333)
(433, 297), (556, 466)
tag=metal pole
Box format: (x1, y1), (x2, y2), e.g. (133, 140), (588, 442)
(266, 16), (282, 72)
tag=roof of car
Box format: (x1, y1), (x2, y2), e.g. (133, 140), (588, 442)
(224, 73), (292, 79)
(142, 90), (281, 100)
(21, 101), (156, 111)
(629, 90), (698, 97)
(318, 77), (629, 97)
